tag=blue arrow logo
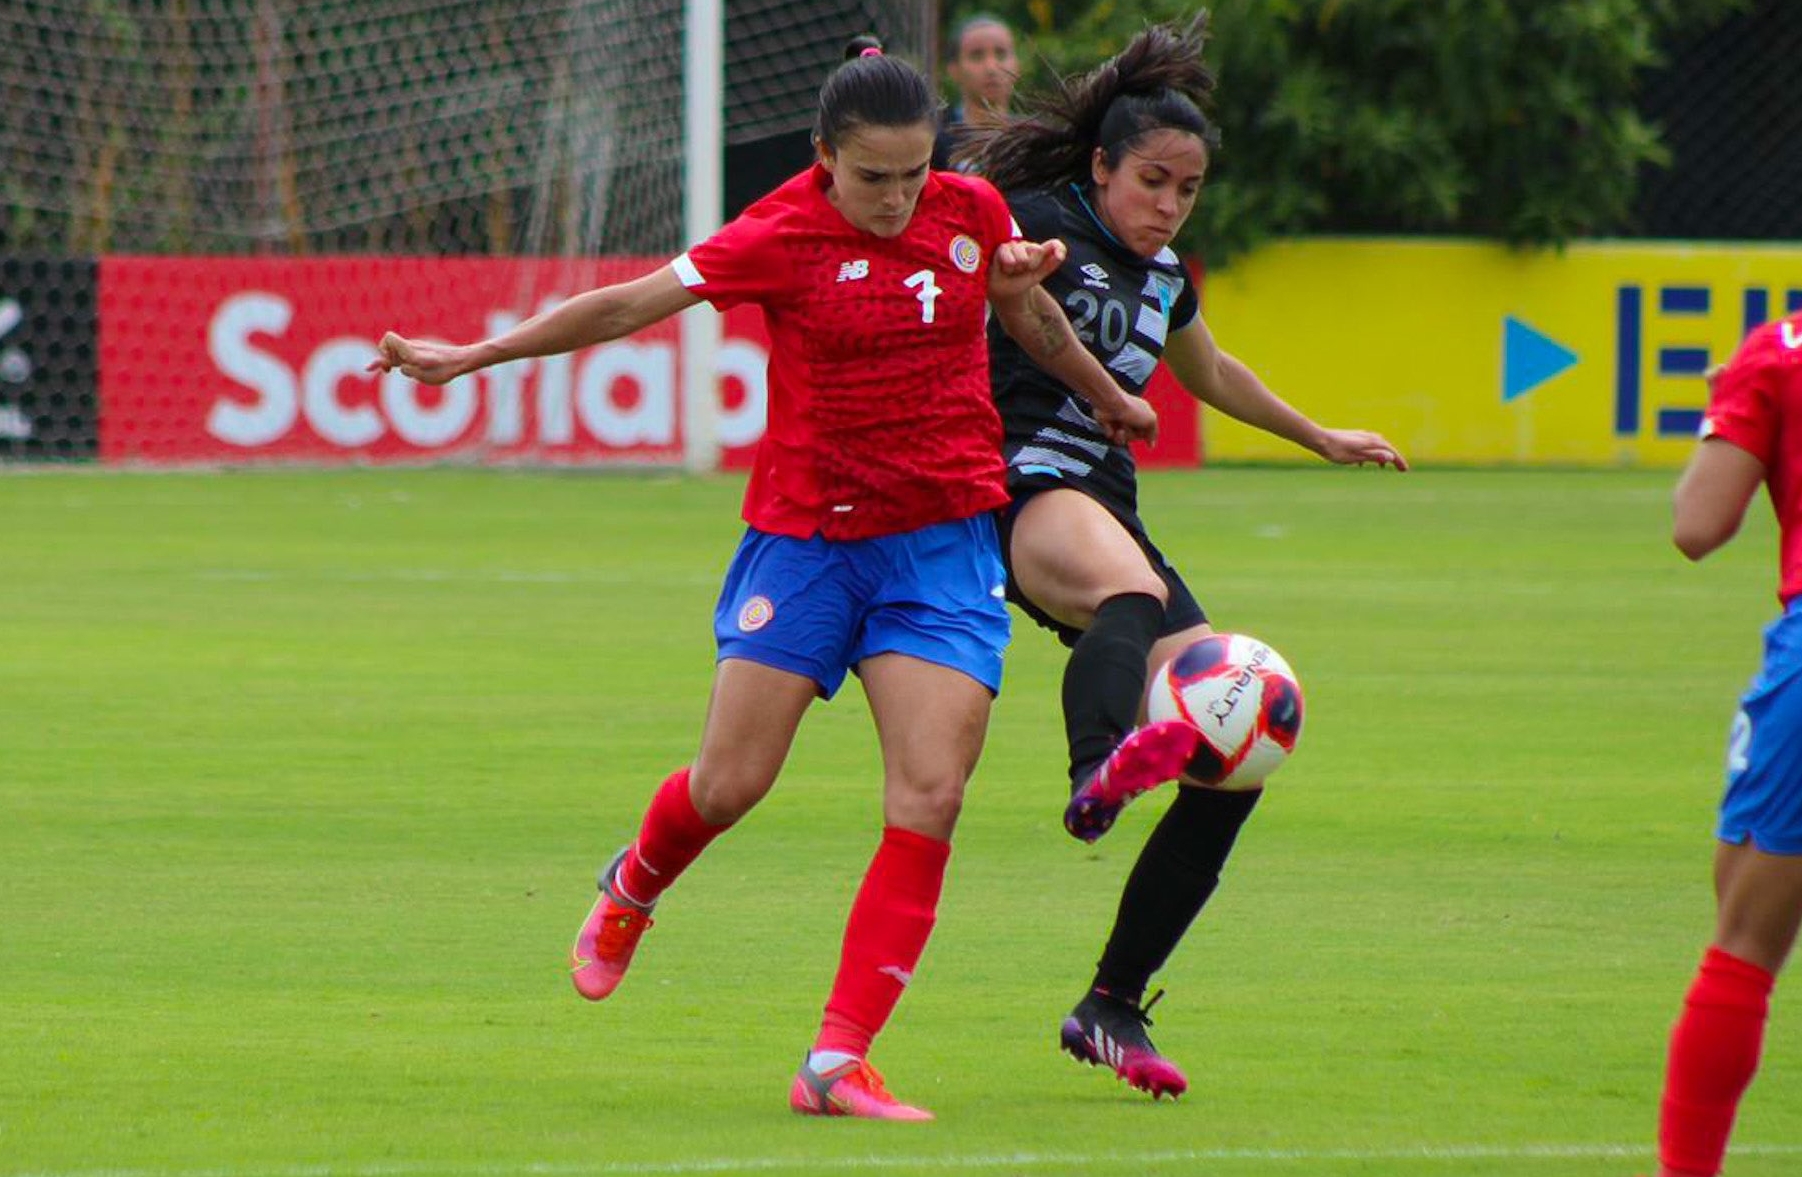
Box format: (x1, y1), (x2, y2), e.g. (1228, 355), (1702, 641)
(1502, 316), (1578, 402)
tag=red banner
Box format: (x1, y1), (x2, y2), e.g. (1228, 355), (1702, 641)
(98, 256), (1197, 467)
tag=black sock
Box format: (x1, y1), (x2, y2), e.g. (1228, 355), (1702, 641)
(1091, 785), (1262, 1003)
(1062, 592), (1165, 785)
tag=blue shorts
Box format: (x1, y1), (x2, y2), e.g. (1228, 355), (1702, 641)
(1720, 600), (1802, 855)
(713, 515), (1011, 699)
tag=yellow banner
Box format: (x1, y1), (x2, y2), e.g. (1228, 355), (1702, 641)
(1199, 239), (1802, 466)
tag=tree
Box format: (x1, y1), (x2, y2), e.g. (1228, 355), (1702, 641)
(952, 0), (1748, 266)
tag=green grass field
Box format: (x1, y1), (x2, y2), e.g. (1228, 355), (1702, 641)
(4, 466), (1798, 1177)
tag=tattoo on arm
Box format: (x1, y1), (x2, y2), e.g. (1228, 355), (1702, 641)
(1029, 304), (1069, 361)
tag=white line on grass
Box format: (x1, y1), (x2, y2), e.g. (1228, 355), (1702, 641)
(10, 1143), (1802, 1177)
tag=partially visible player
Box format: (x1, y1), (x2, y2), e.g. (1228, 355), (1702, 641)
(371, 37), (1153, 1121)
(962, 14), (1405, 1098)
(1649, 310), (1802, 1176)
(932, 13), (1018, 171)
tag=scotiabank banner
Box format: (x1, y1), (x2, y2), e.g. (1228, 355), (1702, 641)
(98, 256), (1197, 467)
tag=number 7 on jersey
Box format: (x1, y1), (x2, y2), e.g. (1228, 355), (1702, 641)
(905, 269), (941, 324)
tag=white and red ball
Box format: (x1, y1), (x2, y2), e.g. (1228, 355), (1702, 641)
(1146, 632), (1303, 790)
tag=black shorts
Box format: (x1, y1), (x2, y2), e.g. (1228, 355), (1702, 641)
(996, 472), (1208, 649)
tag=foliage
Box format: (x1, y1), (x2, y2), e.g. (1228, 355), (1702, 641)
(949, 0), (1749, 266)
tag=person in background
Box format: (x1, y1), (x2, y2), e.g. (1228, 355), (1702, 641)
(1650, 310), (1802, 1176)
(932, 13), (1018, 171)
(372, 37), (1154, 1121)
(963, 14), (1405, 1099)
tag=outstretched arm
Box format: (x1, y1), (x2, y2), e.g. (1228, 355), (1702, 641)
(1163, 314), (1407, 469)
(369, 265), (701, 385)
(986, 239), (1159, 446)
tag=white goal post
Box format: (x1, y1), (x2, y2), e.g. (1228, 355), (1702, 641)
(683, 0), (724, 474)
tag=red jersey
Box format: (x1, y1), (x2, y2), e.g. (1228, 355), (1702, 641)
(673, 164), (1016, 540)
(1702, 311), (1802, 603)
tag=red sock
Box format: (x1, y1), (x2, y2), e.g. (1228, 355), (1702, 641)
(612, 768), (731, 907)
(813, 826), (951, 1058)
(1657, 946), (1775, 1177)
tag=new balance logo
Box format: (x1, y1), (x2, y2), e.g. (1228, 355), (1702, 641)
(836, 260), (870, 282)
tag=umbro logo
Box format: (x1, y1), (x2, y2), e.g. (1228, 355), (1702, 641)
(836, 259), (870, 282)
(1080, 263), (1110, 290)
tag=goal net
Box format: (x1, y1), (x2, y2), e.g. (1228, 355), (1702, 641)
(0, 0), (937, 466)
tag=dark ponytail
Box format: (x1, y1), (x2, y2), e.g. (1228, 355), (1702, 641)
(962, 14), (1219, 191)
(815, 35), (940, 149)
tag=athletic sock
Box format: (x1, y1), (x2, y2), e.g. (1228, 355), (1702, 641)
(1091, 785), (1262, 1002)
(806, 1049), (859, 1074)
(1657, 946), (1774, 1177)
(612, 767), (731, 907)
(1064, 592), (1166, 784)
(813, 826), (951, 1057)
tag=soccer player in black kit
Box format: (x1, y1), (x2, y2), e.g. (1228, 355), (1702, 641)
(961, 15), (1407, 1099)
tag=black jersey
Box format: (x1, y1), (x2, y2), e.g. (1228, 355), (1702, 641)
(988, 185), (1199, 511)
(932, 108), (973, 172)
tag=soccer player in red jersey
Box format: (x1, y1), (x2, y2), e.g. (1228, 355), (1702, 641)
(960, 16), (1404, 1099)
(370, 37), (1155, 1120)
(1649, 310), (1802, 1176)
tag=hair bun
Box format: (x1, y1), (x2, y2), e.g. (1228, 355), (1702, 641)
(844, 33), (883, 60)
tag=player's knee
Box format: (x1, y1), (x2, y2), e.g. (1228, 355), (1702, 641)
(1081, 580), (1167, 619)
(1126, 577), (1171, 606)
(885, 774), (967, 838)
(688, 761), (777, 824)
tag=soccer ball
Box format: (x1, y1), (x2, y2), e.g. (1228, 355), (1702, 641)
(1145, 632), (1303, 790)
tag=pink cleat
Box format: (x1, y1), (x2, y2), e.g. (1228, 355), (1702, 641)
(789, 1056), (934, 1121)
(1063, 720), (1201, 842)
(570, 851), (654, 1001)
(1060, 989), (1188, 1099)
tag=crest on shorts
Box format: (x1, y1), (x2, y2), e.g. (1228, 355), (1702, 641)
(949, 235), (981, 274)
(737, 595), (774, 632)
